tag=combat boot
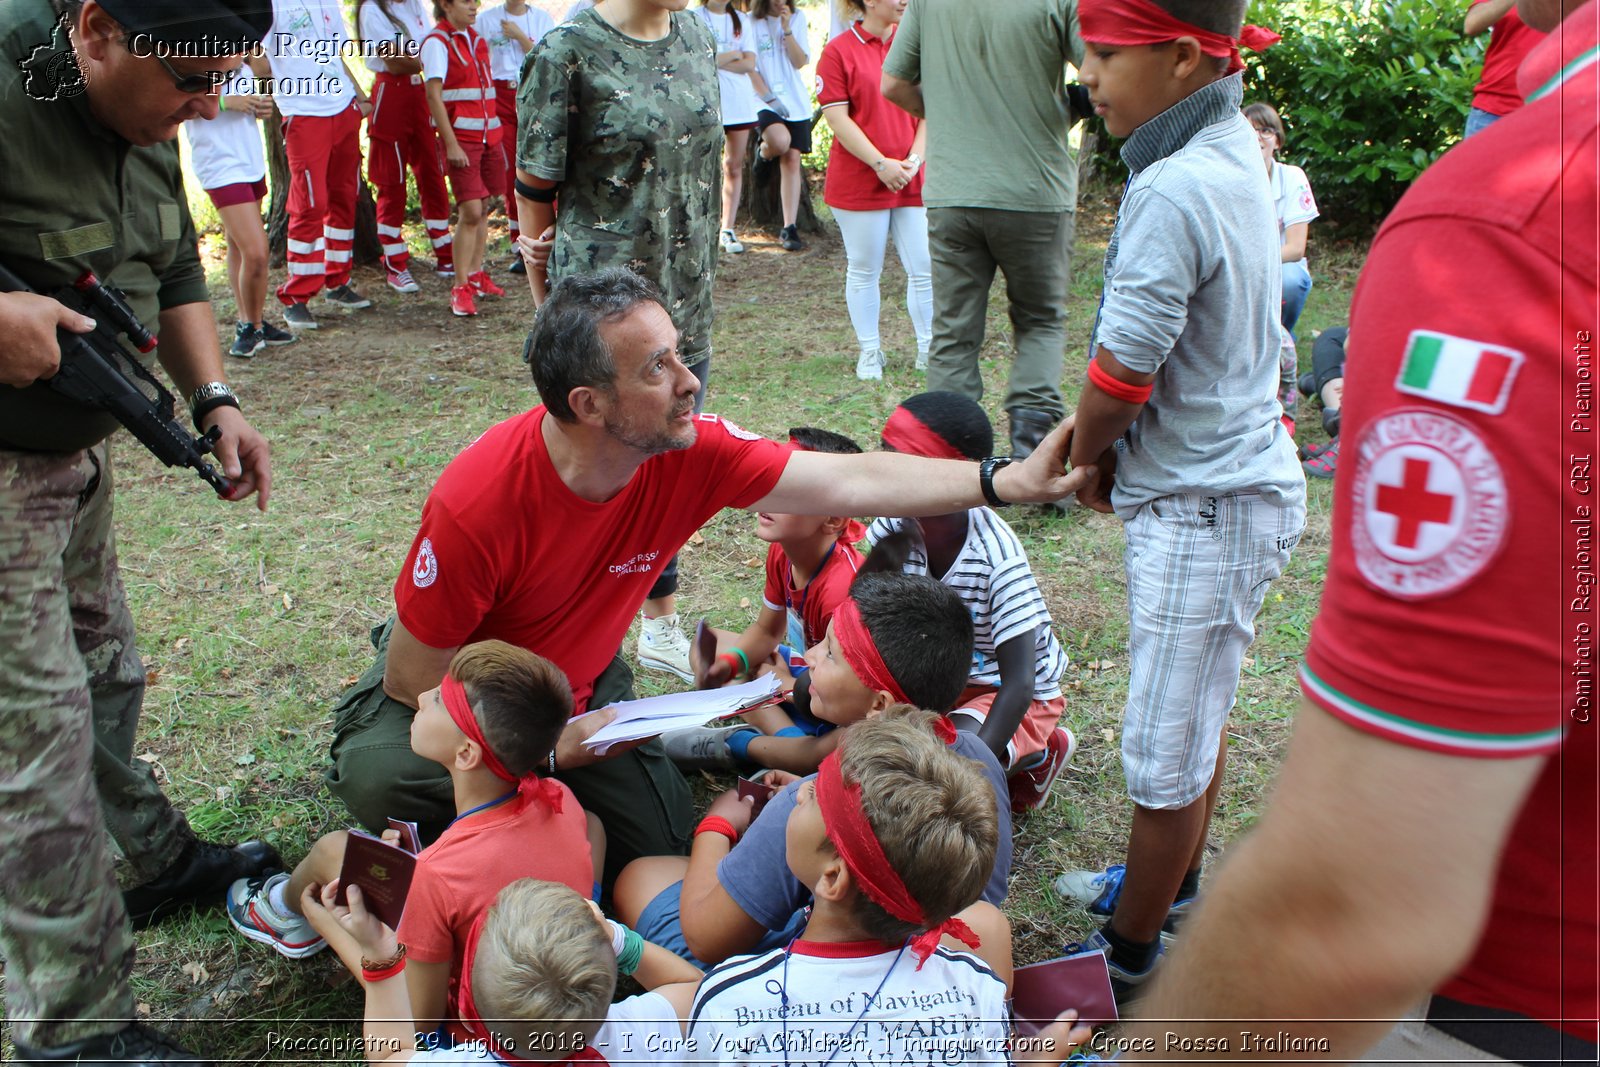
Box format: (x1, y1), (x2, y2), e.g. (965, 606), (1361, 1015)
(122, 838), (280, 929)
(11, 1022), (211, 1065)
(1008, 407), (1057, 460)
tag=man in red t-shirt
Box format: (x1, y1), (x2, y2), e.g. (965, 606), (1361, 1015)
(1119, 0), (1597, 1059)
(1464, 0), (1547, 137)
(325, 267), (1094, 886)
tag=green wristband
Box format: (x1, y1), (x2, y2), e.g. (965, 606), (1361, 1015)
(616, 927), (645, 976)
(729, 646), (751, 679)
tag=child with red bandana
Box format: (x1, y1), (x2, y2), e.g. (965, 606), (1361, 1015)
(686, 712), (1091, 1065)
(227, 641), (594, 1039)
(1056, 0), (1306, 1000)
(610, 574), (1020, 972)
(664, 428), (867, 773)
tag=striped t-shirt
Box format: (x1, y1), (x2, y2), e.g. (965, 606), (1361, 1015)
(867, 509), (1066, 700)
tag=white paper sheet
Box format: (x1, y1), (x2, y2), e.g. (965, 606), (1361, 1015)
(577, 674), (783, 754)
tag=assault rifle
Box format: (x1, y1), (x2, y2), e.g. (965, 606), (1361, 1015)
(0, 262), (231, 495)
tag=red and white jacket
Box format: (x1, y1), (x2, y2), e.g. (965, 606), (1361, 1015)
(423, 21), (502, 145)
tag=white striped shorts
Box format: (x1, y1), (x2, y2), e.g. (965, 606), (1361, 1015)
(1121, 490), (1305, 809)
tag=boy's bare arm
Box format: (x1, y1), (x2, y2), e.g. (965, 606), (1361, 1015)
(744, 727), (843, 776)
(972, 630), (1041, 766)
(633, 939), (705, 990)
(1070, 347), (1154, 511)
(680, 792), (771, 964)
(406, 959), (451, 1037)
(743, 702), (798, 734)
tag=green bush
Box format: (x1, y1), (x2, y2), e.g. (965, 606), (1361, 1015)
(1241, 0), (1486, 230)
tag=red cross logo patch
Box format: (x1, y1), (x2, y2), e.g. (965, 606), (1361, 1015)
(1351, 409), (1508, 599)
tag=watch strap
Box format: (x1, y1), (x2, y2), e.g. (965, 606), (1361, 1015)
(978, 457), (1013, 508)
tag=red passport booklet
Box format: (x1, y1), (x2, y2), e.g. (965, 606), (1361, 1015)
(337, 830), (417, 930)
(1011, 949), (1119, 1035)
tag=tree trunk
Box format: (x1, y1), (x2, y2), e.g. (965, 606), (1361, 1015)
(263, 112), (384, 269)
(742, 117), (823, 235)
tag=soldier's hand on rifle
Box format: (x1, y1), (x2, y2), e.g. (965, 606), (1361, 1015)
(0, 292), (94, 388)
(201, 404), (272, 511)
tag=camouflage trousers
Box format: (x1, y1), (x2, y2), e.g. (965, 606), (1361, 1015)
(0, 444), (193, 1047)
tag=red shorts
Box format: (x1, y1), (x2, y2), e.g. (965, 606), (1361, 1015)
(447, 138), (504, 204)
(205, 179), (268, 208)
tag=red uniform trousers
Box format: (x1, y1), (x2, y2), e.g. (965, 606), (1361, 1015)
(368, 73), (455, 276)
(277, 104), (363, 305)
(495, 80), (519, 239)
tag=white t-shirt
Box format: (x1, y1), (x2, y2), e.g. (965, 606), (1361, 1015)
(477, 2), (555, 82)
(695, 6), (761, 126)
(1269, 160), (1318, 266)
(359, 0), (429, 75)
(867, 509), (1067, 700)
(749, 10), (810, 119)
(687, 941), (1011, 1066)
(183, 69), (267, 189)
(563, 0), (595, 21)
(409, 992), (684, 1064)
(266, 0), (357, 116)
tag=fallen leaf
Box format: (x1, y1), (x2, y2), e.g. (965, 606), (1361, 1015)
(215, 785), (233, 802)
(282, 591), (293, 611)
(689, 531), (706, 545)
(135, 751), (159, 764)
(1089, 659), (1117, 671)
(742, 557), (760, 568)
(738, 597), (751, 609)
(235, 752), (257, 766)
(173, 637), (190, 653)
(182, 961), (210, 985)
(1101, 727), (1115, 744)
(136, 1002), (151, 1016)
(145, 669), (161, 686)
(220, 667), (233, 680)
(1242, 656), (1256, 668)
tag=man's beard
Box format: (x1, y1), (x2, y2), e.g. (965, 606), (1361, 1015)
(603, 405), (696, 455)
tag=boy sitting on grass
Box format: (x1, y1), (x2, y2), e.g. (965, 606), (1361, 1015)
(870, 391), (1075, 814)
(611, 572), (1017, 969)
(308, 876), (704, 1063)
(685, 712), (1049, 1064)
(227, 641), (596, 1039)
(664, 427), (867, 772)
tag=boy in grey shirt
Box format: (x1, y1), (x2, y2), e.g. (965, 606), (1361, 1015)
(1055, 0), (1306, 999)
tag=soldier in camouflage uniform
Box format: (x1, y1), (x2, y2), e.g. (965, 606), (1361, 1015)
(0, 2), (276, 1063)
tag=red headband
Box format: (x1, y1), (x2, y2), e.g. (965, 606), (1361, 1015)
(831, 599), (911, 705)
(881, 406), (965, 461)
(1078, 0), (1279, 75)
(440, 674), (565, 814)
(815, 750), (981, 969)
(458, 910), (604, 1064)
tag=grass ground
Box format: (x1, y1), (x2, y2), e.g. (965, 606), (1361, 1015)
(1, 177), (1364, 1062)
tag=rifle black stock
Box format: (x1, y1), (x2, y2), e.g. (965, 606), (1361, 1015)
(0, 262), (231, 495)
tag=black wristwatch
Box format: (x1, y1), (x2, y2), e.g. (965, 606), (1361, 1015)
(978, 456), (1013, 508)
(189, 381), (239, 431)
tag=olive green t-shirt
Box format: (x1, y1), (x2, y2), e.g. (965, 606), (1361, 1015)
(882, 0), (1084, 213)
(516, 8), (722, 363)
(0, 0), (210, 451)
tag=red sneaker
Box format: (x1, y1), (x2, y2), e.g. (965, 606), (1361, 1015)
(471, 270), (506, 298)
(1008, 726), (1077, 815)
(450, 284), (477, 317)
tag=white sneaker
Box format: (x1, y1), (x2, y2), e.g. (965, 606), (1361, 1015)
(855, 349), (884, 381)
(638, 612), (694, 681)
(719, 228), (745, 254)
(915, 348), (930, 371)
(226, 872), (327, 959)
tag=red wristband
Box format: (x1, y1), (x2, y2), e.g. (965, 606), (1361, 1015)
(718, 652), (746, 680)
(696, 815), (738, 843)
(362, 958), (407, 983)
(1087, 358), (1154, 404)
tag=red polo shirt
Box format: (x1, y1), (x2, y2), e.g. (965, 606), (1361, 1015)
(1303, 15), (1597, 1039)
(1470, 0), (1546, 116)
(816, 21), (923, 212)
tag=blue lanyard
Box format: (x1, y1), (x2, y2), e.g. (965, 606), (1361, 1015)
(450, 788), (517, 826)
(788, 540), (836, 622)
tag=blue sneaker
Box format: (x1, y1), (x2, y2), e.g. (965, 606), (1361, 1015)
(1065, 927), (1164, 1006)
(1054, 864), (1195, 947)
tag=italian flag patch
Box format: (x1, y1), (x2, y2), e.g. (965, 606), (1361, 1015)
(1394, 331), (1524, 415)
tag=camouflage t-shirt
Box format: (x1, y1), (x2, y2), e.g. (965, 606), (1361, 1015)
(517, 8), (721, 363)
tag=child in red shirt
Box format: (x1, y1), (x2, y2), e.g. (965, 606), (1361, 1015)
(664, 428), (867, 775)
(225, 640), (594, 1038)
(424, 0), (508, 316)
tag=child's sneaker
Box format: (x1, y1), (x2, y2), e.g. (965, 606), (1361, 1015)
(450, 284), (478, 318)
(260, 321), (297, 346)
(1065, 927), (1164, 1006)
(228, 322), (264, 359)
(387, 268), (421, 294)
(915, 347), (929, 372)
(1007, 726), (1076, 814)
(471, 271), (506, 298)
(283, 302), (318, 331)
(719, 228), (745, 254)
(1303, 437), (1339, 479)
(1054, 863), (1195, 947)
(638, 612), (693, 681)
(779, 224), (804, 252)
(661, 723), (750, 770)
(323, 283), (372, 310)
(226, 872), (326, 958)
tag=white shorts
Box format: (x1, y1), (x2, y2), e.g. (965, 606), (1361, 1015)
(1121, 491), (1304, 809)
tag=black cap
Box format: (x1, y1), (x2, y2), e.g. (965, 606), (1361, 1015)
(96, 1), (274, 56)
